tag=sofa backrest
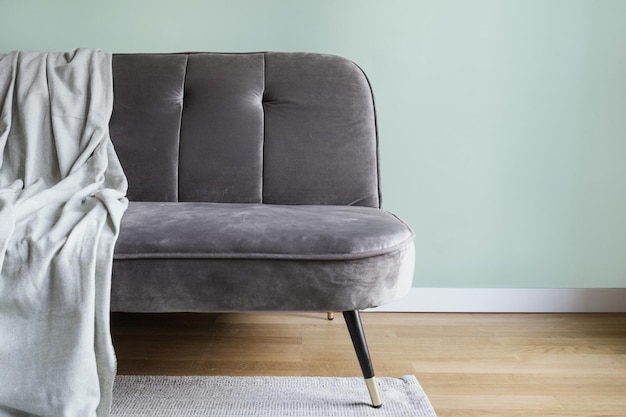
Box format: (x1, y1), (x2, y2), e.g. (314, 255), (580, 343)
(109, 52), (381, 208)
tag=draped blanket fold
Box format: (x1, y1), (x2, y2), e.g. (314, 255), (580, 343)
(0, 50), (128, 417)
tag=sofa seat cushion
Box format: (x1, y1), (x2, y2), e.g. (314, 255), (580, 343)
(111, 202), (414, 313)
(114, 202), (413, 261)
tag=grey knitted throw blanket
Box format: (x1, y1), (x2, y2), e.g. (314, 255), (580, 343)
(0, 49), (128, 416)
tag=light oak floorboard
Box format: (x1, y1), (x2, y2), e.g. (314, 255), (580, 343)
(111, 312), (626, 417)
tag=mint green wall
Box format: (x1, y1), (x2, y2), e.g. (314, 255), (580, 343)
(2, 0), (625, 289)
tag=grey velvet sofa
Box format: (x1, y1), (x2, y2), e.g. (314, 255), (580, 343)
(108, 52), (415, 407)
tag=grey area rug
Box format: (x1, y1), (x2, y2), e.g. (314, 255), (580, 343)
(112, 375), (437, 417)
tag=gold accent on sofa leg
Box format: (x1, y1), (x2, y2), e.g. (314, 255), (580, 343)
(327, 312), (334, 320)
(365, 376), (382, 408)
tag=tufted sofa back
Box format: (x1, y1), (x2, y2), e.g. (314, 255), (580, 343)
(109, 52), (381, 207)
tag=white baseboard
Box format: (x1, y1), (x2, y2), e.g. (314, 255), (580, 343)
(369, 288), (626, 313)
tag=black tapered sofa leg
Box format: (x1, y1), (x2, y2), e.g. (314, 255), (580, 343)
(343, 310), (382, 408)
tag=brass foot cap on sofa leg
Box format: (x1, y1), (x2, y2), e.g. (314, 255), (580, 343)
(365, 376), (382, 408)
(327, 312), (334, 320)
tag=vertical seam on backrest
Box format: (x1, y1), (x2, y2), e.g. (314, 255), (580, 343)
(176, 54), (189, 203)
(261, 52), (266, 204)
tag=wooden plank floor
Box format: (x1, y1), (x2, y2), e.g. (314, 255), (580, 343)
(111, 312), (626, 417)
